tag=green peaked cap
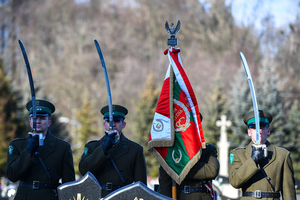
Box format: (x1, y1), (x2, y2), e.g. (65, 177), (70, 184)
(100, 104), (128, 119)
(243, 110), (273, 126)
(26, 99), (55, 116)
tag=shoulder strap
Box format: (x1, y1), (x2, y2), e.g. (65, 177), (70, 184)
(260, 167), (275, 192)
(108, 153), (125, 183)
(35, 152), (52, 182)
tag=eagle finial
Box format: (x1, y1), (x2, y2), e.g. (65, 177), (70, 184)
(165, 20), (180, 36)
(165, 20), (181, 47)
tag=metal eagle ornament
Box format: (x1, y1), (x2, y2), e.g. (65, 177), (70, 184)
(165, 20), (181, 47)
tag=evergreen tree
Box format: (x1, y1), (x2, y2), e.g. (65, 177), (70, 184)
(134, 72), (160, 177)
(228, 67), (253, 148)
(202, 71), (230, 146)
(73, 93), (98, 176)
(255, 61), (287, 147)
(0, 56), (26, 176)
(229, 59), (287, 149)
(282, 99), (300, 179)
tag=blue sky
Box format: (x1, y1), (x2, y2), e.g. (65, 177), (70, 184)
(227, 0), (299, 30)
(75, 0), (299, 30)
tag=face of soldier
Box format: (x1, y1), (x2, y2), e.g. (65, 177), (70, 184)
(29, 116), (52, 135)
(248, 126), (270, 144)
(104, 119), (126, 134)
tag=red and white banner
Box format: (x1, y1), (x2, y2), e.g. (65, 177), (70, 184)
(148, 48), (205, 184)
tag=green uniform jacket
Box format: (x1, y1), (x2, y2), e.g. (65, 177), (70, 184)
(79, 133), (147, 197)
(158, 143), (220, 200)
(229, 141), (296, 200)
(6, 132), (75, 200)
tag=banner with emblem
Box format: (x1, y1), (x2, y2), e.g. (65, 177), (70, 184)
(148, 48), (205, 184)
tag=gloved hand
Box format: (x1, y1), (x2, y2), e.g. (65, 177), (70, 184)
(105, 130), (119, 144)
(251, 146), (264, 164)
(102, 131), (119, 153)
(26, 135), (39, 155)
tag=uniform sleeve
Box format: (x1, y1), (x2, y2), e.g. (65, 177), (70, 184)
(228, 150), (260, 188)
(61, 145), (75, 183)
(6, 141), (34, 182)
(187, 144), (220, 180)
(78, 142), (109, 176)
(133, 146), (147, 185)
(282, 151), (296, 199)
(157, 166), (172, 197)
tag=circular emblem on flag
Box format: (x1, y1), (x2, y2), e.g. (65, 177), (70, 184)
(172, 149), (182, 164)
(174, 99), (190, 132)
(153, 119), (164, 132)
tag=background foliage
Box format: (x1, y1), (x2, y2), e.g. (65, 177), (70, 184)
(0, 0), (300, 179)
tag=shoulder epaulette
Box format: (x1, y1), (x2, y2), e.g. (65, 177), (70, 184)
(129, 140), (143, 148)
(230, 146), (246, 152)
(86, 140), (99, 144)
(11, 137), (26, 143)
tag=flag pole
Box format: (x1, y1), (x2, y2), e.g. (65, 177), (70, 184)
(172, 179), (177, 199)
(166, 21), (180, 200)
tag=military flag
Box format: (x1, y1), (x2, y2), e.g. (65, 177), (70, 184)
(148, 47), (205, 185)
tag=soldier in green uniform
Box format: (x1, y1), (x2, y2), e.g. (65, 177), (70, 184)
(229, 110), (296, 199)
(157, 114), (220, 200)
(79, 104), (147, 197)
(6, 100), (75, 200)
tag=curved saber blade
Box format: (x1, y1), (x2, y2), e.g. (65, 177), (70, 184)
(240, 52), (260, 145)
(18, 39), (37, 133)
(94, 39), (113, 131)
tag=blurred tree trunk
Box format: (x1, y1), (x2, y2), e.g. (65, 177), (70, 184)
(0, 0), (7, 55)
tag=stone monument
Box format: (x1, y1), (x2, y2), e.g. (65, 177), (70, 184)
(103, 181), (173, 200)
(57, 171), (102, 200)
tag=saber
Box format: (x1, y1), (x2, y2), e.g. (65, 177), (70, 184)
(239, 52), (260, 145)
(18, 39), (37, 133)
(19, 39), (43, 146)
(94, 39), (125, 183)
(94, 39), (113, 131)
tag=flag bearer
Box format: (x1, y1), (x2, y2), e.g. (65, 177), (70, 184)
(158, 114), (220, 200)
